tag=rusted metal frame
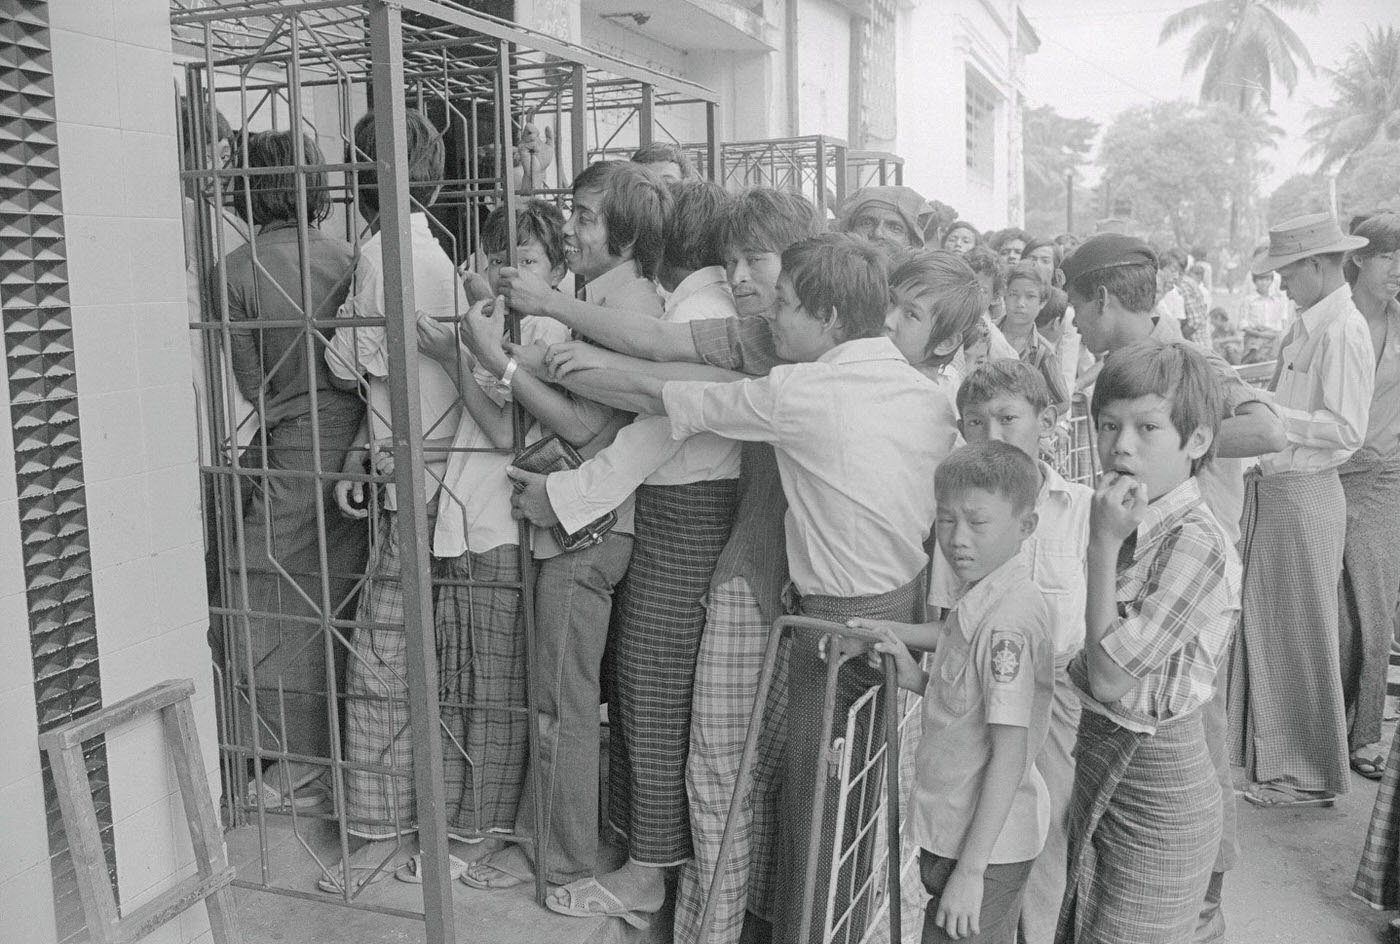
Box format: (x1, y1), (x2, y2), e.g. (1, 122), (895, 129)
(366, 5), (456, 943)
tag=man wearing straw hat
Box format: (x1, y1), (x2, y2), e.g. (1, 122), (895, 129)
(1228, 213), (1376, 809)
(836, 185), (935, 253)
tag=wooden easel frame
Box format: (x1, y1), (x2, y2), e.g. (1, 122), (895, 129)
(37, 678), (241, 944)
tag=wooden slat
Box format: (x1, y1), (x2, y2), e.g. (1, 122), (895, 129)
(38, 679), (195, 751)
(113, 869), (235, 944)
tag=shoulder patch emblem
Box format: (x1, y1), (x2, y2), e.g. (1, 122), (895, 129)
(990, 635), (1023, 683)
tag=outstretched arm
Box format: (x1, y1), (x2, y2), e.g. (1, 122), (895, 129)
(541, 342), (746, 413)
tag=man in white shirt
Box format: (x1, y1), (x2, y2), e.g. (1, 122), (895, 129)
(1229, 214), (1376, 810)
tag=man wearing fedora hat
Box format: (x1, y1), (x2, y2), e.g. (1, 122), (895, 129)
(1227, 213), (1376, 810)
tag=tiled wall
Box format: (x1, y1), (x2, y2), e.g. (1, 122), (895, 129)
(0, 0), (220, 942)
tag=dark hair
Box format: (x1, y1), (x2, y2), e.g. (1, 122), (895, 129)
(956, 358), (1051, 416)
(178, 95), (233, 158)
(890, 249), (984, 368)
(630, 142), (695, 178)
(941, 220), (981, 250)
(717, 187), (823, 257)
(963, 246), (1007, 296)
(233, 130), (331, 227)
(780, 233), (890, 342)
(1022, 237), (1060, 264)
(1068, 261), (1158, 315)
(993, 227), (1030, 250)
(1005, 260), (1048, 299)
(1091, 340), (1222, 473)
(1163, 247), (1188, 271)
(1345, 212), (1400, 286)
(935, 440), (1041, 514)
(1036, 286), (1069, 332)
(352, 109), (444, 215)
(571, 160), (671, 280)
(482, 198), (567, 268)
(663, 178), (729, 272)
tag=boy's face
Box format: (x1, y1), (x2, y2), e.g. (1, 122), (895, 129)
(960, 393), (1053, 462)
(1026, 245), (1056, 286)
(1004, 277), (1043, 328)
(935, 486), (1037, 584)
(998, 239), (1025, 265)
(944, 227), (976, 255)
(1066, 285), (1113, 355)
(884, 283), (945, 366)
(1252, 273), (1273, 296)
(641, 160), (683, 182)
(486, 236), (565, 294)
(770, 274), (837, 363)
(563, 187), (624, 281)
(849, 205), (913, 252)
(723, 244), (784, 318)
(1095, 394), (1210, 503)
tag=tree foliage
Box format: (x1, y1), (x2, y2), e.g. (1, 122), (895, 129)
(1336, 139), (1400, 219)
(1267, 173), (1329, 224)
(1098, 100), (1277, 247)
(1022, 104), (1099, 237)
(1306, 26), (1400, 172)
(1160, 0), (1318, 111)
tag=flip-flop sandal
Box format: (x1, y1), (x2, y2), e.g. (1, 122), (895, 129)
(1352, 754), (1386, 780)
(247, 777), (327, 811)
(316, 864), (389, 894)
(395, 852), (471, 884)
(544, 877), (654, 930)
(1242, 784), (1336, 808)
(459, 853), (532, 890)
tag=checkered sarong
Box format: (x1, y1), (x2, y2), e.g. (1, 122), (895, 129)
(1338, 453), (1400, 750)
(774, 577), (923, 944)
(1056, 709), (1219, 944)
(608, 479), (740, 866)
(674, 577), (786, 944)
(436, 544), (526, 835)
(1354, 724), (1400, 907)
(1227, 468), (1350, 794)
(343, 512), (415, 839)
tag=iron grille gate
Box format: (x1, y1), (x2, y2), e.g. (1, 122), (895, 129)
(171, 3), (717, 941)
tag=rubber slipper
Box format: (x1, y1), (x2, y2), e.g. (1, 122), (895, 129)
(246, 777), (327, 811)
(544, 877), (654, 930)
(316, 864), (389, 894)
(1242, 784), (1335, 808)
(459, 853), (532, 890)
(1352, 754), (1386, 781)
(395, 852), (471, 884)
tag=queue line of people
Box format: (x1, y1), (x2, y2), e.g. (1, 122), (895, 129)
(212, 104), (1400, 944)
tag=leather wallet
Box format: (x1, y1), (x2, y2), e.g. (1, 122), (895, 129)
(512, 435), (617, 552)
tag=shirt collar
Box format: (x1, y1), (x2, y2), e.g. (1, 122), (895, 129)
(1298, 283), (1352, 335)
(952, 553), (1033, 639)
(1128, 477), (1203, 561)
(816, 335), (909, 366)
(666, 266), (729, 313)
(1037, 460), (1075, 505)
(584, 258), (647, 304)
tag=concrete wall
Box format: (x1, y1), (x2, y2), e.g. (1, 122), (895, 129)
(0, 0), (220, 941)
(794, 0), (850, 140)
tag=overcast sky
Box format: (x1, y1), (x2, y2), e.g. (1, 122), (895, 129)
(1020, 0), (1398, 190)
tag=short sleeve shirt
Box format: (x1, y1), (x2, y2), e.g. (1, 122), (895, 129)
(910, 554), (1055, 864)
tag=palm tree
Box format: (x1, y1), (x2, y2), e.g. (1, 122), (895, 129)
(1306, 26), (1400, 172)
(1159, 0), (1315, 243)
(1160, 0), (1317, 111)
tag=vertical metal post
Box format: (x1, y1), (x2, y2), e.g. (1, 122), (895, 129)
(814, 136), (826, 217)
(1065, 168), (1074, 234)
(832, 140), (848, 213)
(638, 82), (654, 147)
(569, 64), (587, 179)
(366, 6), (456, 944)
(705, 103), (721, 184)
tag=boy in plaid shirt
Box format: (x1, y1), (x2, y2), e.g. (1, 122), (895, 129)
(1058, 341), (1241, 944)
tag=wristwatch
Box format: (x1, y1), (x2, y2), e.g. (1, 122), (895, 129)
(500, 356), (519, 393)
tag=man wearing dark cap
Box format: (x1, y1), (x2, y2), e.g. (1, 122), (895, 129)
(1227, 213), (1375, 811)
(1056, 233), (1284, 944)
(836, 185), (933, 252)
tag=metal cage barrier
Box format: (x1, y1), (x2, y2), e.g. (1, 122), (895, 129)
(171, 2), (717, 942)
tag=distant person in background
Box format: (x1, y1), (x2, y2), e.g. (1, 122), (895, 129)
(993, 227), (1030, 265)
(837, 185), (934, 252)
(961, 246), (1017, 363)
(1054, 232), (1081, 254)
(1192, 245), (1215, 293)
(1023, 237), (1061, 289)
(942, 219), (981, 255)
(1237, 248), (1292, 332)
(631, 141), (695, 182)
(1161, 248), (1211, 344)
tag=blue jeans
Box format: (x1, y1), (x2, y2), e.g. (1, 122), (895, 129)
(515, 534), (633, 884)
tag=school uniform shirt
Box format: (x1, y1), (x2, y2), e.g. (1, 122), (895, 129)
(663, 335), (955, 598)
(929, 461), (1091, 659)
(911, 553), (1054, 864)
(1070, 478), (1241, 735)
(1261, 283), (1375, 475)
(324, 212), (464, 511)
(1360, 298), (1400, 460)
(546, 266), (742, 534)
(1148, 314), (1268, 545)
(432, 314), (571, 558)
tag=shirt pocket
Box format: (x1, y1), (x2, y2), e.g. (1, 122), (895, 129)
(936, 644), (975, 717)
(1031, 541), (1082, 595)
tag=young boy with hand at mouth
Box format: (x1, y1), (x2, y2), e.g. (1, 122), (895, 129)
(862, 440), (1055, 943)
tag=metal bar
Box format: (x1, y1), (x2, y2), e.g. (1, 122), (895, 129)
(798, 630), (844, 944)
(638, 83), (654, 147)
(705, 103), (720, 184)
(366, 6), (456, 944)
(570, 64), (587, 179)
(881, 656), (902, 944)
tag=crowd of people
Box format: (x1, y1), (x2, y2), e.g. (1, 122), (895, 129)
(209, 108), (1400, 944)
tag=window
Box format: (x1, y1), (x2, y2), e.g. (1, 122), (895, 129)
(965, 66), (997, 184)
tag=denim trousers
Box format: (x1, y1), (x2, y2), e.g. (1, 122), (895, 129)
(515, 533), (634, 884)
